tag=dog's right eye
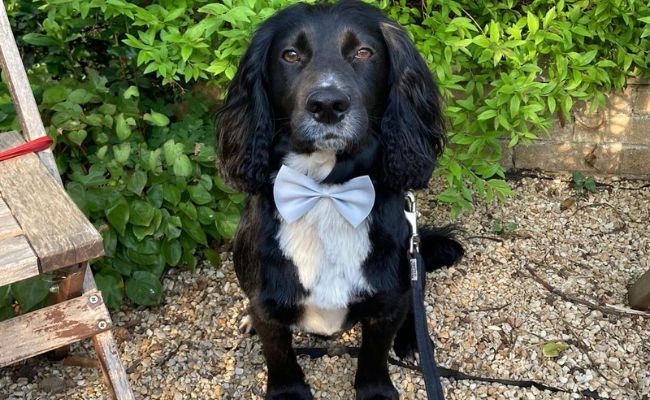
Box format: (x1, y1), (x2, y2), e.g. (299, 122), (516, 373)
(282, 50), (301, 63)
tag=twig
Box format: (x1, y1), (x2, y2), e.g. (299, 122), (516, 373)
(466, 235), (504, 243)
(562, 323), (612, 384)
(465, 303), (509, 313)
(296, 346), (604, 398)
(524, 265), (650, 320)
(565, 202), (629, 227)
(617, 183), (650, 191)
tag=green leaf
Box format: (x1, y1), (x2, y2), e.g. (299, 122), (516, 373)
(106, 197), (130, 236)
(22, 33), (59, 46)
(198, 3), (229, 15)
(125, 271), (163, 306)
(542, 342), (569, 358)
(164, 215), (183, 239)
(123, 86), (140, 99)
(68, 89), (95, 104)
(188, 184), (212, 205)
(526, 12), (539, 35)
(163, 140), (184, 165)
(129, 200), (156, 227)
(163, 240), (183, 266)
(147, 184), (164, 208)
(179, 201), (198, 220)
(547, 96), (557, 114)
(11, 274), (52, 312)
(510, 96), (521, 116)
(95, 269), (124, 310)
(127, 170), (147, 196)
(102, 227), (118, 257)
(214, 175), (238, 194)
(182, 216), (207, 245)
(173, 154), (193, 177)
(113, 142), (132, 165)
(163, 183), (182, 206)
(43, 85), (71, 104)
(215, 210), (239, 239)
(181, 45), (193, 62)
(477, 109), (497, 121)
(67, 129), (87, 146)
(203, 248), (222, 268)
(579, 50), (598, 66)
(143, 111), (170, 127)
(115, 113), (132, 141)
(0, 285), (14, 321)
(197, 206), (216, 224)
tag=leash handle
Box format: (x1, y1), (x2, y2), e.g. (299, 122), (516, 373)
(404, 192), (445, 400)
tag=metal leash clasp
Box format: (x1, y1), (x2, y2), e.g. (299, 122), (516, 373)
(404, 192), (420, 281)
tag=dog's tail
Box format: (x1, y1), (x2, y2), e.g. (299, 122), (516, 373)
(419, 225), (464, 272)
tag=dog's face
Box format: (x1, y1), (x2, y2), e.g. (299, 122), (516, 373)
(217, 0), (445, 193)
(266, 16), (389, 153)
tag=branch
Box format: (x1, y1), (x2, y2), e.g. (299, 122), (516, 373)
(295, 346), (604, 399)
(524, 265), (650, 320)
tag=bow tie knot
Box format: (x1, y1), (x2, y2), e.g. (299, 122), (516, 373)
(273, 165), (375, 228)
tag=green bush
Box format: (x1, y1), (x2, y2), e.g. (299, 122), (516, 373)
(383, 0), (650, 215)
(0, 0), (648, 314)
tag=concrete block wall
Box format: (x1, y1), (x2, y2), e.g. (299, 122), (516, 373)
(505, 79), (650, 177)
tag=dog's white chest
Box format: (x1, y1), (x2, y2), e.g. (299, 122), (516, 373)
(275, 152), (374, 335)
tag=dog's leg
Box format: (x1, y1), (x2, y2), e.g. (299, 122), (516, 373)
(355, 318), (401, 400)
(392, 310), (417, 362)
(251, 310), (313, 400)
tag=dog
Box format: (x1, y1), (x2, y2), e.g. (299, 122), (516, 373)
(216, 1), (464, 399)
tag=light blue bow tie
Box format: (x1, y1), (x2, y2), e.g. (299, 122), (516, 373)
(273, 164), (375, 228)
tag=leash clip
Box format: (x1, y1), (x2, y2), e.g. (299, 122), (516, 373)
(405, 191), (420, 255)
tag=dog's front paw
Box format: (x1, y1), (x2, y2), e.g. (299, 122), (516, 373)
(239, 314), (255, 334)
(392, 333), (417, 363)
(355, 382), (399, 400)
(266, 382), (314, 400)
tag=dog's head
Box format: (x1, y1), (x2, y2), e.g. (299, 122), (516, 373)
(217, 0), (445, 193)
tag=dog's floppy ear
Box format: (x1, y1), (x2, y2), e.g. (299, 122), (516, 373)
(216, 27), (275, 193)
(379, 21), (445, 191)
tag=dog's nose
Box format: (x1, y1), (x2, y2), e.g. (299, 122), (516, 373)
(306, 89), (350, 124)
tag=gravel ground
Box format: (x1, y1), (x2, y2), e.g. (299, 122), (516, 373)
(1, 172), (649, 400)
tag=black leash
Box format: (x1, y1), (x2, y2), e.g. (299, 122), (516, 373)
(404, 192), (445, 400)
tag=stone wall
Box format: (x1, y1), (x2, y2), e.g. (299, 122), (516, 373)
(504, 79), (650, 177)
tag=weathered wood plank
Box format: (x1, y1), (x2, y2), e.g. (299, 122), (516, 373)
(0, 289), (112, 367)
(628, 269), (650, 310)
(0, 3), (59, 181)
(83, 264), (136, 400)
(0, 235), (39, 286)
(0, 212), (22, 240)
(93, 331), (136, 400)
(48, 264), (87, 359)
(0, 150), (104, 272)
(0, 130), (24, 151)
(0, 194), (12, 215)
(0, 194), (22, 241)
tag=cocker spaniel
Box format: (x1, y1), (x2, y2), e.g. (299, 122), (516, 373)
(216, 1), (464, 399)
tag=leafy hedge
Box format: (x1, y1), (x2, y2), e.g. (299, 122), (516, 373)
(0, 0), (648, 314)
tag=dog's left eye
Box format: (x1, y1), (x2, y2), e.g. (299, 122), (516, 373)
(354, 48), (373, 60)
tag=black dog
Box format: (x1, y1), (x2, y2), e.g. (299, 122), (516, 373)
(217, 1), (463, 399)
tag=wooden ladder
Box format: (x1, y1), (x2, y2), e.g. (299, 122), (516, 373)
(0, 2), (134, 399)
